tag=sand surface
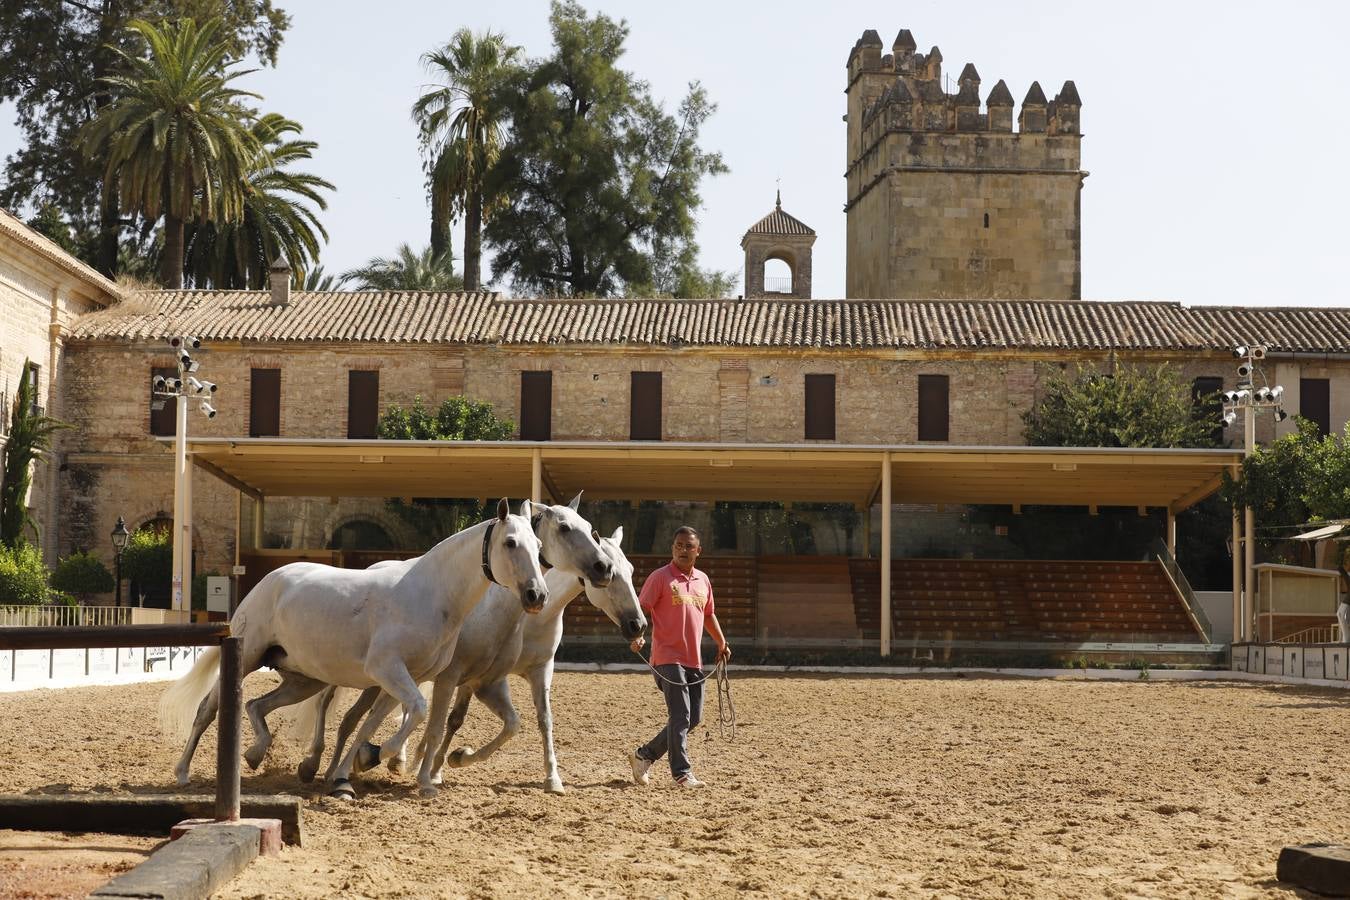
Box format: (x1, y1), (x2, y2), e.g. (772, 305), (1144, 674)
(1, 672), (1347, 898)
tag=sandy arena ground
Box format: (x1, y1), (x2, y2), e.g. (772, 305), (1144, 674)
(1, 670), (1348, 898)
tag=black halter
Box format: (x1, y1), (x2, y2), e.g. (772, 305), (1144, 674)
(530, 512), (552, 571)
(480, 520), (499, 585)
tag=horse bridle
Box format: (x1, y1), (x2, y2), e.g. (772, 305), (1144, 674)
(480, 512), (554, 586)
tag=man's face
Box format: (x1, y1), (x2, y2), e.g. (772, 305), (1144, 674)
(672, 532), (701, 568)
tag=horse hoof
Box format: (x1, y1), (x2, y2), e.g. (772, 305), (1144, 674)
(243, 747), (265, 770)
(448, 748), (473, 768)
(353, 741), (380, 774)
(545, 779), (565, 795)
(173, 770), (190, 789)
(431, 772), (443, 786)
(297, 760), (318, 783)
(329, 779), (356, 801)
(387, 756), (404, 776)
(418, 785), (439, 799)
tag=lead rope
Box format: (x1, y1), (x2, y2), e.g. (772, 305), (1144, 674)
(633, 648), (737, 741)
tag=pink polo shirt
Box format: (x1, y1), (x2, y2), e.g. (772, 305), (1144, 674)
(639, 562), (715, 669)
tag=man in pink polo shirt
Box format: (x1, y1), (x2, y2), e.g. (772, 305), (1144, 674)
(629, 525), (730, 789)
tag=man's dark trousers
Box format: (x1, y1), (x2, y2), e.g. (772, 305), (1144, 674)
(637, 663), (704, 780)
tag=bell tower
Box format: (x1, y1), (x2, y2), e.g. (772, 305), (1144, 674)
(741, 191), (816, 299)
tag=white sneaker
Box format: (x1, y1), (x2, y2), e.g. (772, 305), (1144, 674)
(630, 751), (652, 786)
(675, 774), (706, 789)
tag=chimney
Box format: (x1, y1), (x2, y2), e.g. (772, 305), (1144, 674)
(269, 255), (291, 306)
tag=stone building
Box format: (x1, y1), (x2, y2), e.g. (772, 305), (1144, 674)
(0, 209), (119, 562)
(845, 28), (1085, 300)
(741, 192), (815, 299)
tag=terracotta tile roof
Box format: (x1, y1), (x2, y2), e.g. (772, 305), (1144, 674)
(744, 196), (815, 237)
(69, 291), (1350, 354)
(0, 208), (120, 301)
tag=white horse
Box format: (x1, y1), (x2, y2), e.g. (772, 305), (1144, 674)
(159, 498), (552, 793)
(300, 526), (642, 795)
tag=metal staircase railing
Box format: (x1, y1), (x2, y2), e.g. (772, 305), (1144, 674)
(1275, 623), (1343, 644)
(1151, 538), (1213, 643)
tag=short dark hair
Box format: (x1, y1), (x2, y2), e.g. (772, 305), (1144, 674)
(673, 526), (700, 543)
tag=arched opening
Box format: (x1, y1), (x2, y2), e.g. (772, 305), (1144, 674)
(327, 519), (395, 551)
(763, 257), (793, 294)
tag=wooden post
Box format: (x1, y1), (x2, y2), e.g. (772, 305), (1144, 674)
(215, 636), (241, 822)
(531, 448), (543, 504)
(1232, 506), (1243, 642)
(252, 496), (265, 550)
(880, 451), (892, 658)
(182, 458), (193, 620)
(1166, 509), (1177, 557)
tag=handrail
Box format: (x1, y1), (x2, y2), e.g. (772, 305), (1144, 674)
(0, 624), (240, 821)
(1152, 538), (1213, 643)
(1275, 624), (1343, 644)
(0, 605), (133, 627)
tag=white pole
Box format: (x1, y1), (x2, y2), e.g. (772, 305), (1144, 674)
(182, 454), (193, 618)
(1232, 507), (1243, 643)
(1244, 403), (1257, 642)
(1166, 509), (1176, 557)
(880, 451), (892, 658)
(171, 386), (187, 612)
(531, 448), (542, 504)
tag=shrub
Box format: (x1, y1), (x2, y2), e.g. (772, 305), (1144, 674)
(121, 527), (172, 597)
(50, 550), (115, 603)
(0, 542), (53, 605)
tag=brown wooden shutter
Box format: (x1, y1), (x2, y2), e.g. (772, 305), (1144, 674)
(149, 366), (177, 436)
(804, 374), (836, 440)
(520, 371), (552, 441)
(249, 368), (281, 437)
(1191, 376), (1224, 445)
(630, 372), (662, 440)
(918, 374), (950, 441)
(347, 370), (379, 439)
(1301, 378), (1331, 436)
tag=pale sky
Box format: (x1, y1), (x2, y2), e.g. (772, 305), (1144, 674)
(5, 0), (1348, 306)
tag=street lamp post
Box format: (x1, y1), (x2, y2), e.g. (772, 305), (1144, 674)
(1221, 344), (1287, 643)
(110, 515), (129, 608)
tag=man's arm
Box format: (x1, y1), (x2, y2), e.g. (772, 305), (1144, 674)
(705, 612), (730, 663)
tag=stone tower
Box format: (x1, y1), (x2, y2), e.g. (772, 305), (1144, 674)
(741, 191), (816, 299)
(844, 28), (1085, 299)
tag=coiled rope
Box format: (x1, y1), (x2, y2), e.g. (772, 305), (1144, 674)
(634, 650), (737, 741)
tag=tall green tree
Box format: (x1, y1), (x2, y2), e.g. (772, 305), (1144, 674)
(340, 244), (462, 291)
(485, 1), (726, 297)
(412, 28), (520, 290)
(182, 112), (333, 288)
(0, 1), (289, 277)
(1023, 360), (1221, 449)
(79, 17), (265, 288)
(0, 361), (70, 548)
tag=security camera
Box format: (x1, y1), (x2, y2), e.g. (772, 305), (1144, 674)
(168, 336), (182, 349)
(1236, 388), (1251, 401)
(179, 352), (192, 367)
(188, 376), (205, 394)
(1223, 390), (1238, 403)
(1271, 385), (1284, 401)
(1251, 346), (1266, 360)
(199, 401), (216, 419)
(1223, 411), (1237, 425)
(1255, 387), (1271, 402)
(168, 377), (182, 392)
(187, 359), (200, 374)
(152, 375), (167, 392)
(1232, 346), (1248, 358)
(1237, 363), (1252, 379)
(185, 336), (201, 350)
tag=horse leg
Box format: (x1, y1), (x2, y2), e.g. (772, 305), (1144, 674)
(244, 671), (327, 770)
(426, 685), (473, 786)
(328, 691), (402, 800)
(412, 675), (458, 798)
(297, 685), (337, 783)
(447, 678), (519, 772)
(172, 683), (219, 788)
(322, 686), (380, 785)
(528, 662), (564, 794)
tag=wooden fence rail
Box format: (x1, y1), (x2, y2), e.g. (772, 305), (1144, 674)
(0, 624), (241, 821)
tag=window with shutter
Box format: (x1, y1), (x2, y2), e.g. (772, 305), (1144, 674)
(520, 371), (552, 441)
(347, 370), (380, 439)
(630, 372), (662, 440)
(1301, 378), (1331, 436)
(1191, 376), (1224, 445)
(804, 374), (836, 440)
(917, 375), (950, 441)
(150, 366), (177, 436)
(250, 368), (281, 437)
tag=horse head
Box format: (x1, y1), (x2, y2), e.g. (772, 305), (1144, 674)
(531, 491), (614, 587)
(583, 526), (646, 641)
(488, 498), (549, 613)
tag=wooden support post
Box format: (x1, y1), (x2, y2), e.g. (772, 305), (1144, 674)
(531, 448), (543, 504)
(1166, 509), (1177, 557)
(215, 636), (242, 822)
(1232, 507), (1243, 642)
(880, 451), (892, 659)
(252, 497), (265, 550)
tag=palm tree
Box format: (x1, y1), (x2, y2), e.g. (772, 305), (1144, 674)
(340, 244), (463, 291)
(183, 113), (334, 288)
(412, 29), (519, 291)
(80, 18), (263, 288)
(0, 361), (70, 548)
(300, 264), (339, 291)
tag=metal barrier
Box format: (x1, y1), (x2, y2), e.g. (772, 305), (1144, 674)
(1152, 538), (1213, 643)
(0, 624), (240, 821)
(0, 605), (133, 627)
(1276, 623), (1343, 644)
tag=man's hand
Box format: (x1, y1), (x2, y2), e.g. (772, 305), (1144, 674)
(630, 635), (646, 654)
(716, 642), (731, 664)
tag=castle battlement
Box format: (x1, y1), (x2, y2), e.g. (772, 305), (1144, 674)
(844, 28), (1086, 302)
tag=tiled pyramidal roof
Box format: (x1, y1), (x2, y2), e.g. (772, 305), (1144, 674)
(70, 291), (1350, 353)
(744, 196), (815, 237)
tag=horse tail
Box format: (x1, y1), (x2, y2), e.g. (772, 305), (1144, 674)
(288, 686), (338, 748)
(158, 646), (220, 741)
